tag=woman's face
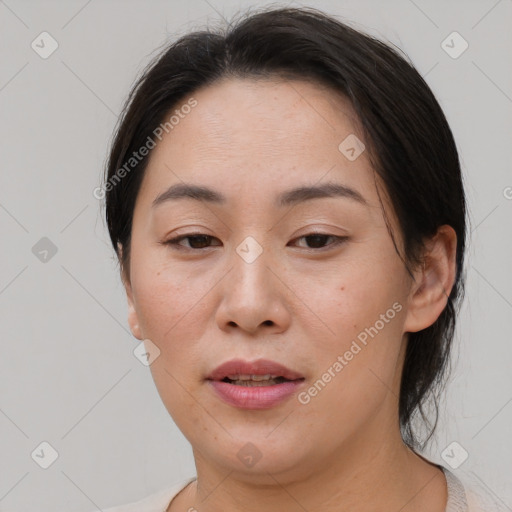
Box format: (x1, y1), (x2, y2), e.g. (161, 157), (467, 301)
(124, 78), (421, 481)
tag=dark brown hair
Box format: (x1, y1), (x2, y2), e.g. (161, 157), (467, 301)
(103, 6), (467, 451)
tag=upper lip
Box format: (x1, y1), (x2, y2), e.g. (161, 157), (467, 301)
(207, 358), (305, 381)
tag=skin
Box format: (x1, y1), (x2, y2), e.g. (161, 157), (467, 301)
(121, 77), (457, 512)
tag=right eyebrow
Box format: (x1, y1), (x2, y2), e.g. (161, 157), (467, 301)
(152, 183), (227, 208)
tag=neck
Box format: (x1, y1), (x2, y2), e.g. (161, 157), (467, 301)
(171, 418), (447, 512)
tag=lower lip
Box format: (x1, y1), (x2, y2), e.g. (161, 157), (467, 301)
(208, 379), (305, 409)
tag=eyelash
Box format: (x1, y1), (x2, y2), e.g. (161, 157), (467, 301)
(163, 232), (349, 252)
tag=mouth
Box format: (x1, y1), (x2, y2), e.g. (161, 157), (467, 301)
(219, 375), (302, 387)
(207, 358), (305, 384)
(206, 358), (306, 408)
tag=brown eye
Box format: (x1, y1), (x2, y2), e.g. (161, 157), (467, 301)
(165, 234), (220, 250)
(290, 234), (348, 250)
(164, 233), (348, 252)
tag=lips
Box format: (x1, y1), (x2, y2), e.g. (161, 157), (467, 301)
(206, 358), (306, 409)
(207, 358), (305, 383)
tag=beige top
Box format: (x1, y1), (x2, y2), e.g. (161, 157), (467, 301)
(97, 466), (509, 512)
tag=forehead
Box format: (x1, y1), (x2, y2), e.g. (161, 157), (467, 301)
(138, 77), (379, 210)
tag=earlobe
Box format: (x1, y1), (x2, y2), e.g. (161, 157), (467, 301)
(119, 247), (143, 341)
(125, 278), (143, 341)
(403, 225), (457, 333)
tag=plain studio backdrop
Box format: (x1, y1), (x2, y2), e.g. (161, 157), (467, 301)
(0, 0), (511, 510)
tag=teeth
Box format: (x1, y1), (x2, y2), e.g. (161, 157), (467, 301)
(226, 374), (279, 381)
(231, 378), (282, 387)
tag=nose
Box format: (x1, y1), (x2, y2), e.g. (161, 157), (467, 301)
(215, 241), (291, 335)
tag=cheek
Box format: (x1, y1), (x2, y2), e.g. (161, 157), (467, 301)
(294, 296), (406, 443)
(130, 260), (213, 389)
(292, 257), (407, 405)
(133, 268), (210, 430)
(132, 257), (201, 334)
(298, 251), (407, 348)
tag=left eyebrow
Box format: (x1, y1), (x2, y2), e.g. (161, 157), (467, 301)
(152, 181), (367, 208)
(276, 182), (367, 207)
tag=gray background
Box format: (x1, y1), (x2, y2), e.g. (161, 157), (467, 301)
(1, 0), (511, 510)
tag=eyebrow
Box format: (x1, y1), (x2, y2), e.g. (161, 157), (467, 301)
(152, 181), (367, 208)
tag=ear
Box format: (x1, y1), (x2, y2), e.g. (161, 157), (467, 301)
(403, 225), (458, 333)
(118, 243), (143, 341)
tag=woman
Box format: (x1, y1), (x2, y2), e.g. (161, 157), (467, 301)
(97, 6), (503, 512)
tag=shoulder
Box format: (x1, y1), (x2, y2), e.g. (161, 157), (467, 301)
(442, 466), (510, 512)
(96, 476), (197, 512)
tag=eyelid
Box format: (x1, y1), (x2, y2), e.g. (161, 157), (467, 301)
(289, 233), (349, 251)
(163, 231), (349, 252)
(164, 232), (219, 251)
